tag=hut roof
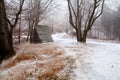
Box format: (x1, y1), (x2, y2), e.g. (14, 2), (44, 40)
(35, 25), (53, 43)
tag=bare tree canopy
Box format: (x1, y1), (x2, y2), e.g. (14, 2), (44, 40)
(67, 0), (105, 42)
(5, 0), (25, 45)
(24, 0), (55, 42)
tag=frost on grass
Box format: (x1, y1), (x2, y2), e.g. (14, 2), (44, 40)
(0, 43), (74, 80)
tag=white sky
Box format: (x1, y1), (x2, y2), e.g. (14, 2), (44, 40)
(105, 0), (118, 11)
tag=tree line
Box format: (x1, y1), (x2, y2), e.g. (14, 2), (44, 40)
(101, 5), (120, 40)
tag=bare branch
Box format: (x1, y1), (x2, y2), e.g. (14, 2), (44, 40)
(67, 0), (76, 29)
(7, 0), (25, 28)
(94, 0), (105, 20)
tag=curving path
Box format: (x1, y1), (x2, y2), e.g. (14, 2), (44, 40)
(52, 33), (120, 80)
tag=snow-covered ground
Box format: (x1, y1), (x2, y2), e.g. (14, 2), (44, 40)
(52, 33), (120, 80)
(1, 33), (120, 80)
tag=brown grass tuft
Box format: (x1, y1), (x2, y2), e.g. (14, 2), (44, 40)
(0, 53), (35, 69)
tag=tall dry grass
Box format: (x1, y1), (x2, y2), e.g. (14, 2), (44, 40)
(0, 43), (73, 80)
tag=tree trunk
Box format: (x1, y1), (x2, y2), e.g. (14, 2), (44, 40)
(18, 14), (22, 44)
(81, 31), (87, 43)
(0, 0), (15, 63)
(8, 29), (14, 46)
(76, 29), (80, 42)
(76, 28), (87, 43)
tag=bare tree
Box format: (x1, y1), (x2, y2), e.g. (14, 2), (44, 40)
(101, 5), (113, 40)
(101, 4), (120, 41)
(6, 0), (25, 45)
(0, 0), (15, 63)
(67, 0), (105, 42)
(24, 0), (55, 42)
(112, 6), (120, 40)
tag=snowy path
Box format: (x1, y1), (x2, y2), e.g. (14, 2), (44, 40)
(52, 33), (120, 80)
(89, 42), (120, 80)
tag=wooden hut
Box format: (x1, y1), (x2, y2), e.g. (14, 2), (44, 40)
(30, 25), (53, 43)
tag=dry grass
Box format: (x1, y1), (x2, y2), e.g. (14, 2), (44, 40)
(0, 43), (73, 80)
(1, 53), (35, 69)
